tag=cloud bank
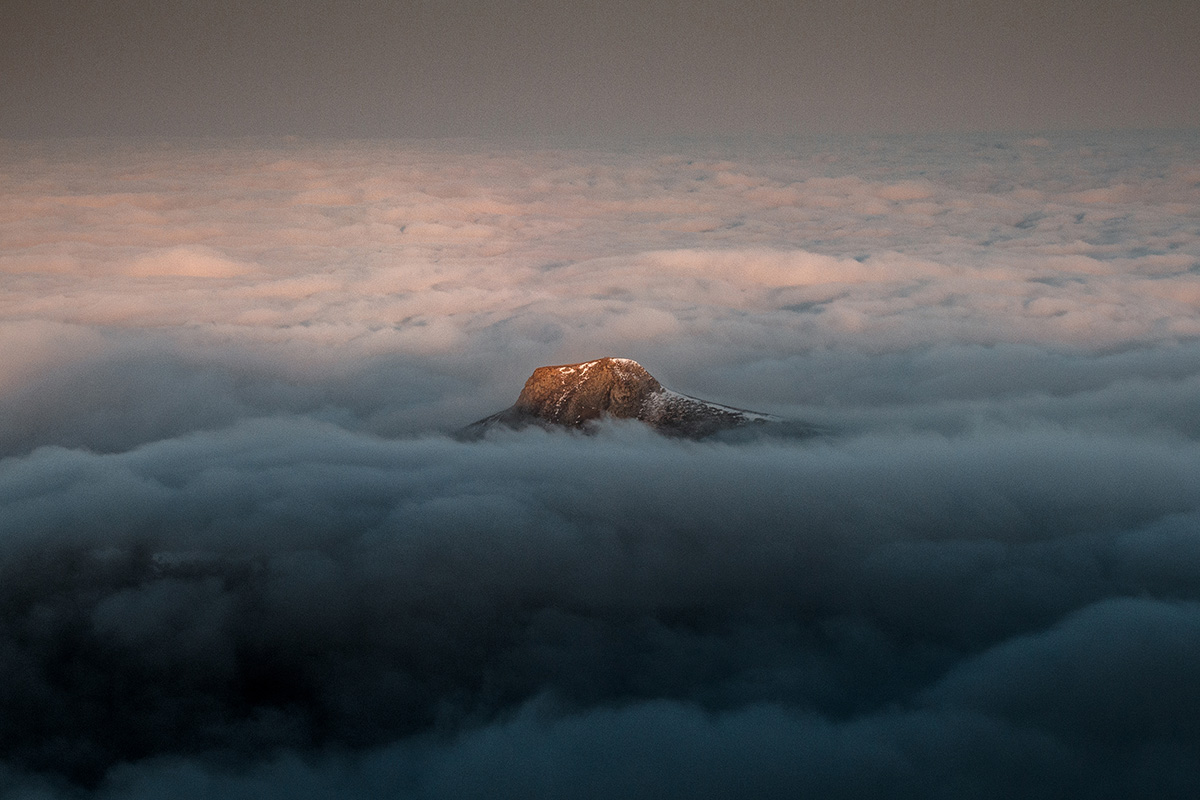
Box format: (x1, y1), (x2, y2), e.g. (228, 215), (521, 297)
(1, 132), (1199, 796)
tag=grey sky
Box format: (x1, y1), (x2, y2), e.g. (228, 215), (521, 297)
(3, 0), (1198, 138)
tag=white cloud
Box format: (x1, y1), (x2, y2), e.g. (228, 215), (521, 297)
(122, 245), (254, 278)
(2, 131), (1200, 793)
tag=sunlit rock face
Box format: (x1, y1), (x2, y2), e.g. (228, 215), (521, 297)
(465, 357), (778, 438)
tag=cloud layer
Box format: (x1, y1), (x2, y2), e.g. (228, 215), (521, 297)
(1, 132), (1199, 796)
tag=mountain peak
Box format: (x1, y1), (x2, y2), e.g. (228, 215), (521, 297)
(514, 358), (662, 425)
(464, 357), (779, 438)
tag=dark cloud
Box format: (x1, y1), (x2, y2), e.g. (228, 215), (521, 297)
(2, 419), (1200, 795)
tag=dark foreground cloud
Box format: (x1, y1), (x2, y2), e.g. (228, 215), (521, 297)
(2, 419), (1200, 796)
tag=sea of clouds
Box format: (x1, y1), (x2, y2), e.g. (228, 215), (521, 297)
(2, 132), (1199, 797)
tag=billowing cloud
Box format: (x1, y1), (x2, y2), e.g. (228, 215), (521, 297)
(1, 131), (1199, 795)
(2, 421), (1200, 796)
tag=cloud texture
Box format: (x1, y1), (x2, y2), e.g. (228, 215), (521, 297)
(2, 132), (1200, 796)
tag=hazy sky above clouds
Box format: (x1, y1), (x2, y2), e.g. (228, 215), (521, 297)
(3, 0), (1199, 138)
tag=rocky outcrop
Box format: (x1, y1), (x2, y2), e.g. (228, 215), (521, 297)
(463, 357), (780, 439)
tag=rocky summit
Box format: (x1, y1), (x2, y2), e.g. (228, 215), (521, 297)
(463, 357), (780, 438)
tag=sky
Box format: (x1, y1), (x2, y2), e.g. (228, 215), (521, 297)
(3, 131), (1200, 796)
(3, 0), (1200, 138)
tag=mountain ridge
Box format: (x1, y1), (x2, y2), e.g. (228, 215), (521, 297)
(462, 357), (782, 439)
